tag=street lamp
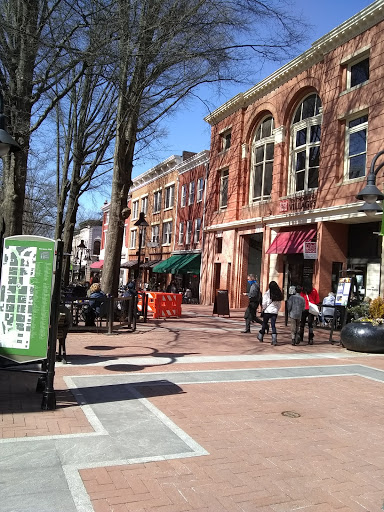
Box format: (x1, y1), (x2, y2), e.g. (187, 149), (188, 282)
(134, 212), (149, 288)
(77, 240), (87, 281)
(0, 92), (20, 156)
(356, 150), (384, 217)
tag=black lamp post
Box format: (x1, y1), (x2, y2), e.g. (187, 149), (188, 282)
(0, 92), (20, 156)
(134, 212), (149, 287)
(77, 240), (87, 281)
(356, 150), (384, 217)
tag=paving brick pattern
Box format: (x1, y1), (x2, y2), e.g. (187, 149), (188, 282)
(82, 376), (384, 511)
(1, 305), (384, 511)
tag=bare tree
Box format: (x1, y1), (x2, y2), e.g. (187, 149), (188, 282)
(102, 0), (307, 294)
(0, 0), (91, 237)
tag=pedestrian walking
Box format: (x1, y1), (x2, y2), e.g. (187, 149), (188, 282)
(241, 274), (262, 333)
(299, 279), (320, 344)
(287, 285), (306, 345)
(258, 281), (283, 345)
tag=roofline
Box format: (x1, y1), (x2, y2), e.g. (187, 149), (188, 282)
(205, 0), (384, 125)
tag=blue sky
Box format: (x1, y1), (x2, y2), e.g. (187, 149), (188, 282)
(131, 0), (373, 178)
(81, 0), (373, 213)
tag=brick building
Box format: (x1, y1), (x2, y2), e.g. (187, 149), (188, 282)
(201, 1), (384, 308)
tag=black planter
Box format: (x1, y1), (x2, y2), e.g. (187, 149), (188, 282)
(340, 322), (384, 353)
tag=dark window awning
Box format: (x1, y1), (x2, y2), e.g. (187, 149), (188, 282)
(141, 259), (161, 269)
(266, 226), (317, 254)
(152, 253), (201, 274)
(120, 259), (138, 268)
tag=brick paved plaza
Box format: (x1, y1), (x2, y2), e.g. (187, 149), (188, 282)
(1, 306), (384, 512)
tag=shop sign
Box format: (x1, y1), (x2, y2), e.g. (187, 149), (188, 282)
(0, 235), (55, 362)
(279, 191), (317, 213)
(303, 241), (317, 259)
(335, 278), (352, 306)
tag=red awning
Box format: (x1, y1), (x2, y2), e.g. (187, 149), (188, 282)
(90, 260), (103, 269)
(266, 227), (316, 254)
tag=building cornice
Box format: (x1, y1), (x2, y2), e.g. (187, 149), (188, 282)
(177, 150), (209, 175)
(205, 202), (370, 232)
(205, 0), (384, 125)
(131, 155), (183, 191)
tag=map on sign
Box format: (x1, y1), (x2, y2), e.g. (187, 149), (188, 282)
(0, 236), (55, 360)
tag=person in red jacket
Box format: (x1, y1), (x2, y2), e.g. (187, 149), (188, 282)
(299, 279), (320, 345)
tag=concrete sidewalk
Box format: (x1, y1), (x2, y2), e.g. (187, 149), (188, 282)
(1, 305), (384, 512)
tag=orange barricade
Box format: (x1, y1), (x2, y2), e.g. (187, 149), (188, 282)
(140, 292), (182, 318)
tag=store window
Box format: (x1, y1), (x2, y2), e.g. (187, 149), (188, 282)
(251, 116), (274, 202)
(345, 114), (368, 180)
(290, 94), (322, 193)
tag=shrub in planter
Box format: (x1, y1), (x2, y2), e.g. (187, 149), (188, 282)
(342, 297), (384, 353)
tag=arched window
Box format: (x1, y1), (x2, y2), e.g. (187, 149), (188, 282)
(290, 94), (322, 193)
(251, 116), (274, 202)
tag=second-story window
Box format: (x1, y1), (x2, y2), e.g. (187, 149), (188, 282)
(132, 200), (139, 219)
(219, 169), (229, 208)
(345, 114), (368, 180)
(194, 218), (201, 243)
(189, 181), (195, 205)
(162, 221), (172, 245)
(129, 229), (137, 249)
(151, 225), (160, 245)
(251, 116), (274, 202)
(221, 130), (231, 151)
(164, 184), (175, 209)
(290, 93), (322, 194)
(153, 190), (162, 213)
(348, 57), (369, 89)
(197, 177), (204, 202)
(186, 220), (192, 244)
(178, 222), (184, 245)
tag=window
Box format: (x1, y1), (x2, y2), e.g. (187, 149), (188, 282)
(197, 178), (204, 202)
(151, 225), (160, 245)
(93, 240), (100, 255)
(162, 221), (172, 245)
(186, 220), (192, 244)
(221, 130), (231, 151)
(178, 222), (184, 245)
(219, 169), (229, 208)
(132, 200), (139, 219)
(164, 184), (175, 209)
(104, 212), (109, 225)
(290, 94), (322, 193)
(141, 196), (148, 215)
(189, 181), (195, 205)
(345, 114), (368, 180)
(194, 218), (201, 243)
(129, 229), (137, 249)
(348, 57), (369, 89)
(181, 184), (187, 207)
(140, 227), (147, 246)
(216, 237), (223, 253)
(153, 190), (162, 213)
(251, 116), (274, 202)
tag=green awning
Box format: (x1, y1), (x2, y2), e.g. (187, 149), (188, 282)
(152, 253), (201, 274)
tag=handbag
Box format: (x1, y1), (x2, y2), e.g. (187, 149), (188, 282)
(306, 294), (319, 316)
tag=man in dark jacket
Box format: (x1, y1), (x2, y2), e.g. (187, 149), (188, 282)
(241, 274), (262, 333)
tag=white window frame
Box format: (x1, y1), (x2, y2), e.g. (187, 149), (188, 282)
(139, 226), (147, 246)
(181, 184), (187, 207)
(164, 184), (175, 209)
(151, 224), (160, 245)
(141, 195), (148, 215)
(129, 229), (137, 249)
(194, 218), (201, 243)
(197, 177), (204, 202)
(250, 116), (274, 203)
(162, 221), (172, 245)
(178, 222), (184, 245)
(347, 56), (369, 90)
(132, 200), (139, 220)
(153, 189), (162, 213)
(219, 169), (229, 209)
(344, 113), (368, 181)
(289, 94), (322, 195)
(186, 220), (192, 245)
(188, 181), (195, 205)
